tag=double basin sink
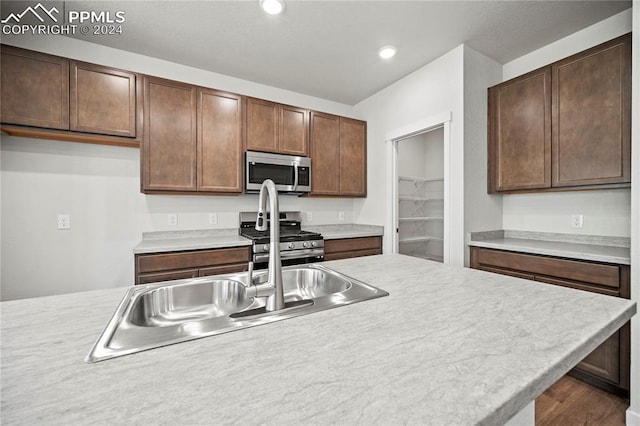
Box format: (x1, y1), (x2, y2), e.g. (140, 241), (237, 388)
(86, 264), (388, 362)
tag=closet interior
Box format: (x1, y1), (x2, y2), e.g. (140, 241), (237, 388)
(397, 127), (444, 262)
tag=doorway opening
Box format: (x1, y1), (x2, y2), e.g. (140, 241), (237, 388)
(386, 112), (451, 264)
(396, 127), (445, 262)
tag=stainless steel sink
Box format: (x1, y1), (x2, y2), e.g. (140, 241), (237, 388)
(86, 264), (388, 362)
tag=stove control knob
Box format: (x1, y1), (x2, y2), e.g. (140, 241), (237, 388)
(303, 241), (310, 248)
(287, 242), (295, 249)
(263, 244), (269, 251)
(311, 241), (317, 247)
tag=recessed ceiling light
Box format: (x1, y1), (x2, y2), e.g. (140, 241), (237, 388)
(260, 0), (285, 15)
(378, 46), (397, 59)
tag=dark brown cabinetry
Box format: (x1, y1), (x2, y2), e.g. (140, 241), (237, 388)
(1, 45), (69, 130)
(1, 45), (141, 147)
(142, 76), (197, 192)
(70, 61), (137, 138)
(135, 246), (251, 284)
(339, 117), (367, 196)
(198, 88), (244, 193)
(488, 33), (631, 193)
(141, 78), (244, 194)
(310, 112), (367, 197)
(324, 236), (382, 261)
(246, 98), (308, 156)
(470, 246), (630, 396)
(488, 67), (551, 191)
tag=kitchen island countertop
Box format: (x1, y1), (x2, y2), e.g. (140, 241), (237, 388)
(1, 254), (634, 425)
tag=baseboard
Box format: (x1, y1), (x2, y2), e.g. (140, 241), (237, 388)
(627, 407), (640, 426)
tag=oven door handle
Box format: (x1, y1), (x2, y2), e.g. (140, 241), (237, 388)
(293, 164), (299, 191)
(255, 248), (324, 263)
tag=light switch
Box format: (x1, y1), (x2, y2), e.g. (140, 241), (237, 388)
(168, 213), (178, 226)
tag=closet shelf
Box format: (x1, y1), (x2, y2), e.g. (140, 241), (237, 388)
(398, 175), (444, 183)
(398, 196), (444, 202)
(399, 236), (444, 243)
(399, 217), (444, 222)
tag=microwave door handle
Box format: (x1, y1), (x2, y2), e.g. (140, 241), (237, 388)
(293, 164), (299, 191)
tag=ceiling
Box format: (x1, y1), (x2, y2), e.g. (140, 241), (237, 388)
(4, 1), (632, 105)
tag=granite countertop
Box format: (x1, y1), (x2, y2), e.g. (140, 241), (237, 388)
(303, 223), (384, 240)
(1, 255), (634, 425)
(133, 224), (384, 254)
(468, 230), (631, 265)
(133, 229), (251, 254)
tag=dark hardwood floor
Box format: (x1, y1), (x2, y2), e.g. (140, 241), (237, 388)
(536, 375), (628, 426)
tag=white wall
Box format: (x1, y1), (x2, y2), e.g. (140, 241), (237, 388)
(501, 9), (633, 237)
(397, 133), (428, 179)
(0, 35), (359, 301)
(627, 3), (639, 425)
(463, 46), (503, 265)
(352, 46), (466, 265)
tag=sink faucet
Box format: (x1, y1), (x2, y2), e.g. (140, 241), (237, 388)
(244, 179), (285, 312)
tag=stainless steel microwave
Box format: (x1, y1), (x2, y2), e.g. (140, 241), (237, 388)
(245, 151), (311, 195)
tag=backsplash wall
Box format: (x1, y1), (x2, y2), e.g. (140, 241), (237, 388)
(502, 190), (631, 237)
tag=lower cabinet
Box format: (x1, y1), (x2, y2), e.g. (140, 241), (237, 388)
(135, 246), (251, 285)
(324, 236), (382, 261)
(470, 246), (630, 396)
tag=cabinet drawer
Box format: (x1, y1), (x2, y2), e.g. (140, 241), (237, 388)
(136, 247), (250, 274)
(473, 248), (620, 288)
(325, 236), (382, 254)
(137, 269), (199, 284)
(199, 263), (248, 277)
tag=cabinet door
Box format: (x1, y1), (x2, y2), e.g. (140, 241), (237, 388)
(324, 237), (382, 261)
(552, 34), (631, 187)
(488, 67), (551, 192)
(279, 105), (309, 155)
(246, 97), (278, 153)
(0, 45), (69, 129)
(198, 88), (244, 193)
(142, 76), (197, 192)
(310, 111), (340, 195)
(70, 61), (137, 137)
(339, 117), (366, 196)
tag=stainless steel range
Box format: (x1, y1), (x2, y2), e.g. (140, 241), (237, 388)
(239, 211), (324, 268)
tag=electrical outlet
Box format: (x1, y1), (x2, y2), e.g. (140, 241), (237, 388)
(168, 213), (178, 226)
(338, 211), (345, 221)
(57, 214), (71, 230)
(306, 211), (313, 222)
(209, 213), (218, 225)
(571, 214), (584, 229)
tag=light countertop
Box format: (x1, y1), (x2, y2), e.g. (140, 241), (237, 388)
(133, 224), (384, 254)
(1, 254), (634, 425)
(468, 230), (630, 265)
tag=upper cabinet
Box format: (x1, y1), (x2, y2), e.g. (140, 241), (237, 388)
(1, 45), (69, 130)
(488, 33), (631, 193)
(310, 112), (367, 197)
(141, 76), (244, 195)
(246, 97), (308, 156)
(197, 88), (244, 193)
(0, 45), (140, 147)
(142, 76), (197, 192)
(70, 61), (137, 138)
(488, 67), (551, 192)
(1, 45), (366, 198)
